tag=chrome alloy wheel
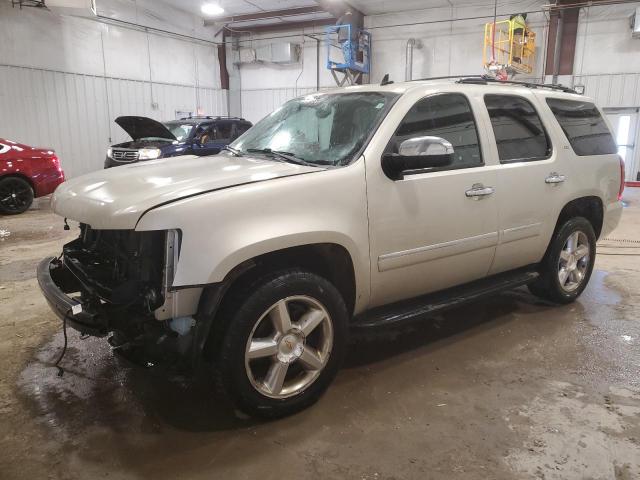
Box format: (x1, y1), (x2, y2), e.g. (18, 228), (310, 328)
(244, 296), (334, 399)
(558, 231), (590, 292)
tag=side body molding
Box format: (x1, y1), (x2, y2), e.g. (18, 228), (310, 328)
(378, 232), (499, 272)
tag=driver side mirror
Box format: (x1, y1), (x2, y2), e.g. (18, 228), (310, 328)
(382, 136), (454, 180)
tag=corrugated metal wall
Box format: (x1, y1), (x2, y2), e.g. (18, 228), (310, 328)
(240, 87), (319, 124)
(572, 73), (640, 109)
(240, 86), (337, 124)
(0, 65), (227, 178)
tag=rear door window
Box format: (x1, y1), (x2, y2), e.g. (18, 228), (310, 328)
(484, 95), (551, 163)
(545, 98), (617, 156)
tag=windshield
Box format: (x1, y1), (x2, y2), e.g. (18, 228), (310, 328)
(231, 92), (398, 166)
(163, 122), (194, 141)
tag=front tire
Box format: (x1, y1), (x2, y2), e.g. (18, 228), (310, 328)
(216, 269), (349, 418)
(0, 177), (34, 215)
(528, 217), (596, 304)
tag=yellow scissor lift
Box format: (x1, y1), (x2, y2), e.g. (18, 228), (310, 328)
(483, 18), (536, 78)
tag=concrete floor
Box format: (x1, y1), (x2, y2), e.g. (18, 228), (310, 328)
(1, 191), (640, 480)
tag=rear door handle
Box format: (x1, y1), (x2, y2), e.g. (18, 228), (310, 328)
(465, 184), (495, 199)
(545, 172), (566, 184)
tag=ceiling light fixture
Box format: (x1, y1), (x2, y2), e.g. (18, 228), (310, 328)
(201, 4), (224, 16)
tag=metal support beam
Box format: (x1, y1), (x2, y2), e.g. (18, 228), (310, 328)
(224, 18), (335, 35)
(552, 11), (564, 83)
(204, 6), (328, 26)
(217, 31), (229, 90)
(545, 3), (579, 79)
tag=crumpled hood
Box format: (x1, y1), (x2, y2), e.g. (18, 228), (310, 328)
(52, 154), (321, 229)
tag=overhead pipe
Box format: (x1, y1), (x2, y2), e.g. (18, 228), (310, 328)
(405, 39), (416, 81)
(552, 10), (564, 84)
(405, 39), (422, 81)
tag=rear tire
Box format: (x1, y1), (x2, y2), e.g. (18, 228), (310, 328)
(0, 177), (34, 215)
(215, 269), (349, 419)
(528, 217), (596, 304)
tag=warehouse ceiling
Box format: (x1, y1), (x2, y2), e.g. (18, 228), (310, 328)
(172, 0), (321, 17)
(159, 0), (514, 31)
(169, 0), (512, 16)
(348, 0), (500, 15)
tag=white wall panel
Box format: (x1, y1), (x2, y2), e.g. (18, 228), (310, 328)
(148, 34), (199, 86)
(241, 87), (320, 124)
(0, 2), (225, 179)
(195, 44), (221, 89)
(574, 4), (640, 76)
(366, 0), (548, 82)
(0, 3), (104, 76)
(0, 66), (111, 178)
(0, 65), (227, 178)
(572, 74), (640, 109)
(236, 1), (550, 122)
(101, 25), (152, 82)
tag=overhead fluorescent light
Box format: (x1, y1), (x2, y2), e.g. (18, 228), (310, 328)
(201, 4), (224, 16)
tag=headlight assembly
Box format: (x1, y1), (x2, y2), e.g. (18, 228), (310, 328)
(139, 148), (162, 160)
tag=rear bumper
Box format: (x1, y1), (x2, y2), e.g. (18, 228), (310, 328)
(602, 200), (624, 238)
(34, 170), (65, 197)
(36, 257), (109, 337)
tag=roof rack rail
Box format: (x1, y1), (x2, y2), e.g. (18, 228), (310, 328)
(407, 74), (577, 94)
(411, 74), (484, 82)
(457, 75), (577, 94)
(179, 115), (247, 121)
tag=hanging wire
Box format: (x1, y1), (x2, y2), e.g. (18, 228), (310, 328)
(491, 0), (498, 64)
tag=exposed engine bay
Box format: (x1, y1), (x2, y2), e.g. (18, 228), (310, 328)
(42, 225), (199, 368)
(64, 224), (166, 312)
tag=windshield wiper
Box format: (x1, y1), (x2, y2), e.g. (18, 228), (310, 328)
(246, 148), (322, 167)
(223, 146), (243, 156)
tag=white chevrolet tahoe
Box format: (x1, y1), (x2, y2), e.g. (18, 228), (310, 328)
(38, 77), (624, 418)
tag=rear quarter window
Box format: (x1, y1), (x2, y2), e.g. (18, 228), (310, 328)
(545, 98), (617, 156)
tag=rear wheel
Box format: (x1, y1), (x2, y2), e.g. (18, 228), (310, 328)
(216, 269), (348, 418)
(0, 177), (34, 215)
(528, 217), (596, 304)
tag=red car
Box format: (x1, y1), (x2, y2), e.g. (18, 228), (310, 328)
(0, 138), (65, 215)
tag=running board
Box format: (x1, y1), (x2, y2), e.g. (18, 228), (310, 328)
(351, 269), (539, 329)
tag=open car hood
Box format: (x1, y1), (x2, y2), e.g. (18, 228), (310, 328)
(51, 154), (322, 229)
(115, 116), (177, 141)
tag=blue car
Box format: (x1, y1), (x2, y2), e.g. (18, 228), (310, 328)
(105, 115), (252, 168)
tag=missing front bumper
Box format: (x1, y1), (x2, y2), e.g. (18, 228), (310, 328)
(37, 257), (109, 337)
(37, 256), (203, 370)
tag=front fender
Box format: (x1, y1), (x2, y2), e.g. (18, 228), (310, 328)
(135, 160), (371, 312)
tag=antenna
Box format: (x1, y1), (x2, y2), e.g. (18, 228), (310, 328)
(380, 74), (394, 86)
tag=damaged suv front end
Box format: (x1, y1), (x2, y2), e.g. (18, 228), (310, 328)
(36, 142), (327, 370)
(37, 226), (199, 367)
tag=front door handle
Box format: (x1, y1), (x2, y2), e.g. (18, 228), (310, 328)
(545, 172), (566, 184)
(465, 183), (495, 200)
